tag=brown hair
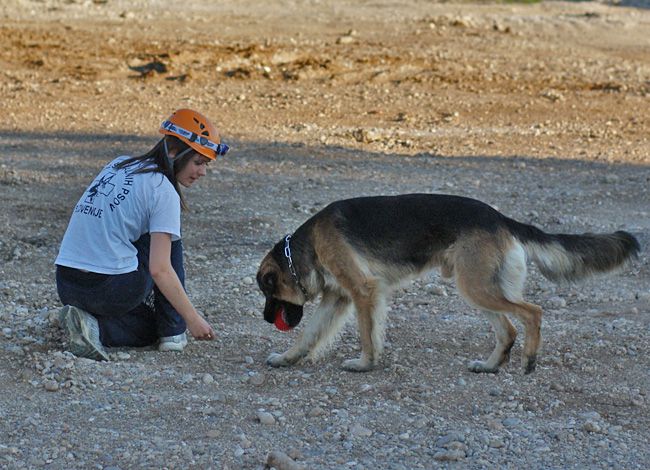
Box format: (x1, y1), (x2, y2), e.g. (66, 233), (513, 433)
(115, 136), (196, 210)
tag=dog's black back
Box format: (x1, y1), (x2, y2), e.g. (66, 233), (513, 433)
(310, 194), (506, 266)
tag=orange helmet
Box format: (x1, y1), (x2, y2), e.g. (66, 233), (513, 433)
(159, 109), (229, 160)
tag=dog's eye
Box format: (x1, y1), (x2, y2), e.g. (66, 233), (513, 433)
(257, 272), (276, 295)
(263, 273), (276, 290)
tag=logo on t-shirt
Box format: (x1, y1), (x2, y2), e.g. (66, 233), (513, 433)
(85, 172), (116, 204)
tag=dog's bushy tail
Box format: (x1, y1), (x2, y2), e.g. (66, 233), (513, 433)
(504, 217), (640, 283)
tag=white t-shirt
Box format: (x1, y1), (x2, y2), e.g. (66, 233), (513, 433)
(55, 156), (181, 274)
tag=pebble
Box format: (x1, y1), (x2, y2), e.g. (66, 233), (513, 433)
(308, 406), (326, 417)
(266, 450), (306, 470)
(257, 411), (276, 425)
(240, 434), (252, 449)
(250, 373), (266, 386)
(489, 438), (505, 448)
(44, 380), (59, 392)
(433, 449), (466, 461)
(202, 373), (215, 384)
(580, 411), (602, 421)
(583, 421), (602, 433)
(428, 285), (448, 296)
(502, 417), (522, 428)
(350, 424), (373, 438)
(547, 296), (567, 308)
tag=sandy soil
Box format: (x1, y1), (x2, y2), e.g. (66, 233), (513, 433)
(1, 1), (649, 469)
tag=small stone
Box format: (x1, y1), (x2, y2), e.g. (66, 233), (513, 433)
(350, 424), (372, 438)
(548, 296), (567, 308)
(243, 276), (253, 285)
(550, 382), (565, 392)
(580, 411), (601, 421)
(583, 421), (601, 433)
(250, 373), (266, 386)
(44, 380), (59, 392)
(337, 35), (356, 45)
(257, 411), (275, 425)
(428, 285), (447, 296)
(502, 417), (521, 428)
(202, 373), (215, 384)
(266, 450), (306, 470)
(489, 438), (505, 448)
(433, 450), (465, 461)
(436, 433), (465, 447)
(308, 406), (326, 418)
(240, 435), (252, 449)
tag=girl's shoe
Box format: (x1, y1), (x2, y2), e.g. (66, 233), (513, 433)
(158, 332), (188, 352)
(59, 305), (110, 361)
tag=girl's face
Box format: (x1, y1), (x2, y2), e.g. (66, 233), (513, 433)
(176, 152), (210, 187)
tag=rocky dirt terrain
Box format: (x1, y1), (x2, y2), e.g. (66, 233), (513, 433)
(1, 0), (649, 469)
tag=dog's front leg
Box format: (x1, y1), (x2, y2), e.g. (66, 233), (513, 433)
(267, 291), (351, 368)
(266, 346), (308, 367)
(342, 287), (387, 372)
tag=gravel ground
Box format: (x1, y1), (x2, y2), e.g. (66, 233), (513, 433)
(1, 1), (649, 469)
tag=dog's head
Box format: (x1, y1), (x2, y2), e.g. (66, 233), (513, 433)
(256, 243), (305, 330)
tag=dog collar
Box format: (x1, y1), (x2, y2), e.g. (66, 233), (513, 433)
(284, 234), (309, 298)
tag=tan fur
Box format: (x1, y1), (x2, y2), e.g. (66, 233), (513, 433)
(264, 226), (545, 373)
(260, 199), (637, 374)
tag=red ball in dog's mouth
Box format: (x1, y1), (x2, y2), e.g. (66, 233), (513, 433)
(274, 305), (292, 331)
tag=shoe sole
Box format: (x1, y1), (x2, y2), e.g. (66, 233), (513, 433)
(60, 305), (110, 361)
(158, 333), (188, 352)
(158, 341), (188, 352)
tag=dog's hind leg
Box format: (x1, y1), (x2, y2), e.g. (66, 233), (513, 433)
(267, 290), (351, 367)
(468, 311), (517, 373)
(455, 233), (543, 374)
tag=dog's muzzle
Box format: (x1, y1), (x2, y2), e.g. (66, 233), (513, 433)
(263, 297), (304, 327)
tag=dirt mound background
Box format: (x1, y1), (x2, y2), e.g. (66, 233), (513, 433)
(1, 1), (649, 469)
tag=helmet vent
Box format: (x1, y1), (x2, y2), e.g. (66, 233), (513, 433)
(193, 117), (210, 136)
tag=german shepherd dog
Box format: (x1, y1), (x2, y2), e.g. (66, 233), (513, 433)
(257, 194), (639, 374)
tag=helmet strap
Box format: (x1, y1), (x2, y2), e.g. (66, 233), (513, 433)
(162, 138), (193, 171)
(162, 137), (173, 171)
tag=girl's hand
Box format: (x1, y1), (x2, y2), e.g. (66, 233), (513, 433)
(187, 315), (216, 341)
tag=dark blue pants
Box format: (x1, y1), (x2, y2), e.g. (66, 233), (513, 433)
(56, 234), (187, 347)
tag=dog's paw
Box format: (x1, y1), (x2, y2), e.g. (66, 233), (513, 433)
(266, 352), (293, 368)
(523, 355), (537, 374)
(341, 358), (374, 372)
(467, 360), (499, 374)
